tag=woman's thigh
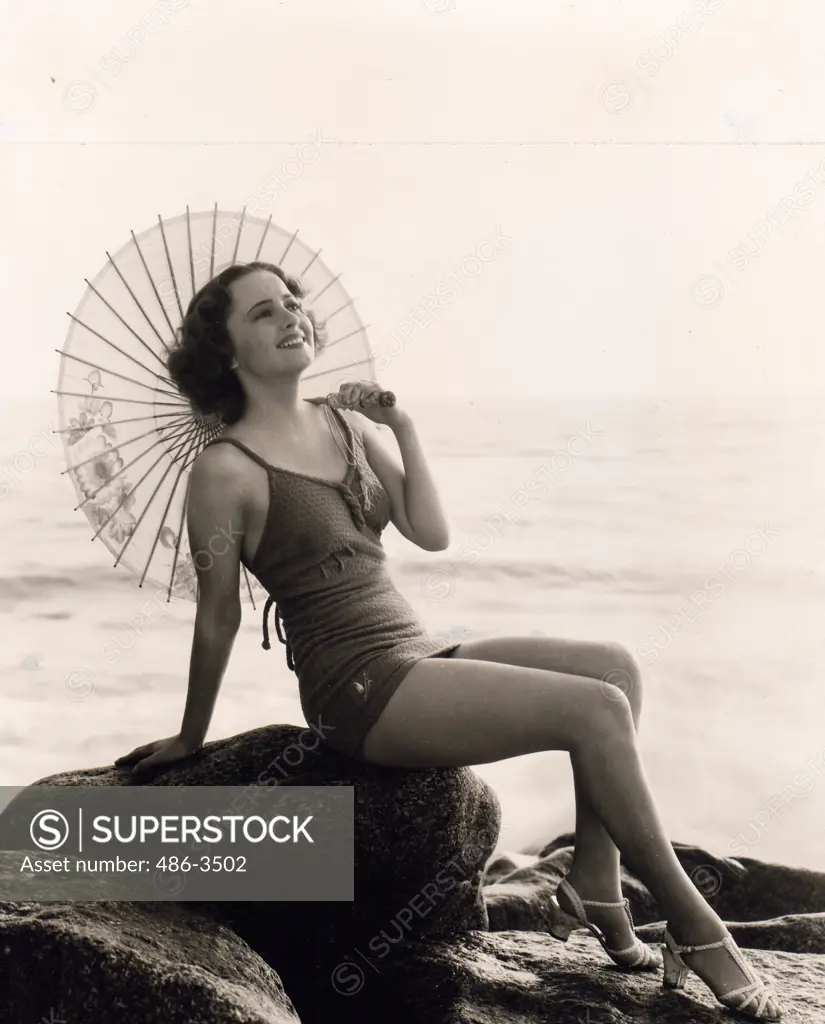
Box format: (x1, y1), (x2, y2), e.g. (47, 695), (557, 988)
(449, 635), (639, 690)
(359, 655), (629, 769)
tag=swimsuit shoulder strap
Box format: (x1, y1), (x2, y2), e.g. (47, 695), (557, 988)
(201, 436), (275, 476)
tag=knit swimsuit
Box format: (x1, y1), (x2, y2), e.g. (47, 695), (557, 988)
(201, 406), (460, 760)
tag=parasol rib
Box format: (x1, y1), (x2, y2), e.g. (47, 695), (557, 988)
(54, 389), (187, 408)
(106, 249), (171, 351)
(231, 207), (246, 264)
(116, 420), (210, 568)
(65, 416), (197, 477)
(131, 229), (177, 342)
(300, 248), (322, 276)
(280, 228), (299, 265)
(83, 277), (172, 368)
(157, 214), (184, 323)
(185, 205), (196, 300)
(65, 312), (172, 380)
(84, 418), (205, 531)
(310, 272), (341, 304)
(314, 323), (369, 352)
(54, 410), (190, 436)
(323, 296), (356, 321)
(209, 202), (218, 280)
(139, 419), (206, 587)
(55, 349), (182, 400)
(254, 214), (273, 260)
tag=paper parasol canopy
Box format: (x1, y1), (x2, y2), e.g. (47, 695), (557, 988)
(54, 205), (375, 606)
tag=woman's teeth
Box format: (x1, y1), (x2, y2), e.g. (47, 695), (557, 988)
(278, 338), (304, 348)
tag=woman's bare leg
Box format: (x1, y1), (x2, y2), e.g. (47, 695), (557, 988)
(360, 656), (779, 1012)
(448, 635), (642, 952)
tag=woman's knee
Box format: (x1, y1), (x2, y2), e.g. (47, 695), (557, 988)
(599, 641), (643, 718)
(571, 678), (637, 753)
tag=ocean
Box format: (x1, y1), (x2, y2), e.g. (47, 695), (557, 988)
(1, 393), (822, 870)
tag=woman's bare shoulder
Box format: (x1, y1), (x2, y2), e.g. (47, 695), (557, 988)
(190, 439), (255, 491)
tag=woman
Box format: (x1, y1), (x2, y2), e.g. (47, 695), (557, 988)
(116, 261), (781, 1021)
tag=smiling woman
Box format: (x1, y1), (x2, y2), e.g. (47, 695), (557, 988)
(165, 261), (329, 427)
(118, 260), (461, 769)
(115, 259), (784, 1022)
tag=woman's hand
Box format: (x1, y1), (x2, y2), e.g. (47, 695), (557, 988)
(310, 381), (407, 428)
(114, 734), (202, 779)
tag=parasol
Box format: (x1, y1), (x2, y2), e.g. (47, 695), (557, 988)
(52, 204), (376, 608)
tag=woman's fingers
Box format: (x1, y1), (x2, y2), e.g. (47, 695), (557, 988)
(338, 381), (381, 407)
(131, 753), (161, 775)
(115, 738), (166, 766)
(115, 744), (152, 766)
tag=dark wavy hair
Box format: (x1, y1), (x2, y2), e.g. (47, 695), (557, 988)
(166, 261), (327, 426)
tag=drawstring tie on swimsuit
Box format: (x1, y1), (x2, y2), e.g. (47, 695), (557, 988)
(261, 595), (294, 671)
(342, 488), (367, 531)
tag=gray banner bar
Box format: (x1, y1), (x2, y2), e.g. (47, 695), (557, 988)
(0, 785), (353, 901)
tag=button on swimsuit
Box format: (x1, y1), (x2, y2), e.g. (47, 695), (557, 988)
(201, 406), (459, 759)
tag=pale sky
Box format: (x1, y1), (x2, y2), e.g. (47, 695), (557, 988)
(2, 0), (824, 400)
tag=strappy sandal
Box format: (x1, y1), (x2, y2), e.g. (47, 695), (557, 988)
(549, 877), (660, 971)
(662, 929), (782, 1020)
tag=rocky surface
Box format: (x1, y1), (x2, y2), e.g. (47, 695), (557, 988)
(314, 930), (825, 1024)
(0, 899), (298, 1023)
(486, 832), (825, 953)
(1, 725), (823, 1022)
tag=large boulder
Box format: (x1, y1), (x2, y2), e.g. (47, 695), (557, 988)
(0, 899), (298, 1023)
(30, 725), (500, 937)
(1, 723), (500, 1019)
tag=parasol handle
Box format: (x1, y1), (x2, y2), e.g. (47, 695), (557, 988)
(309, 390), (397, 409)
(365, 390), (396, 408)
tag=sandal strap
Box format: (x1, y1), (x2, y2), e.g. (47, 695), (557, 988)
(670, 936), (728, 954)
(579, 896), (628, 909)
(721, 978), (775, 1017)
(667, 931), (777, 1018)
(606, 938), (653, 967)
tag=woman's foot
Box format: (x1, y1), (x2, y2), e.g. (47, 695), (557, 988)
(664, 921), (781, 1020)
(552, 871), (659, 970)
(555, 869), (638, 954)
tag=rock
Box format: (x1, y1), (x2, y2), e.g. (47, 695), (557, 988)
(28, 725), (499, 941)
(0, 899), (298, 1023)
(269, 929), (825, 1024)
(483, 851), (539, 884)
(3, 724), (500, 1018)
(637, 913), (825, 955)
(488, 833), (825, 952)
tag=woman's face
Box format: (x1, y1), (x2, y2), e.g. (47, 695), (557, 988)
(225, 270), (315, 375)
